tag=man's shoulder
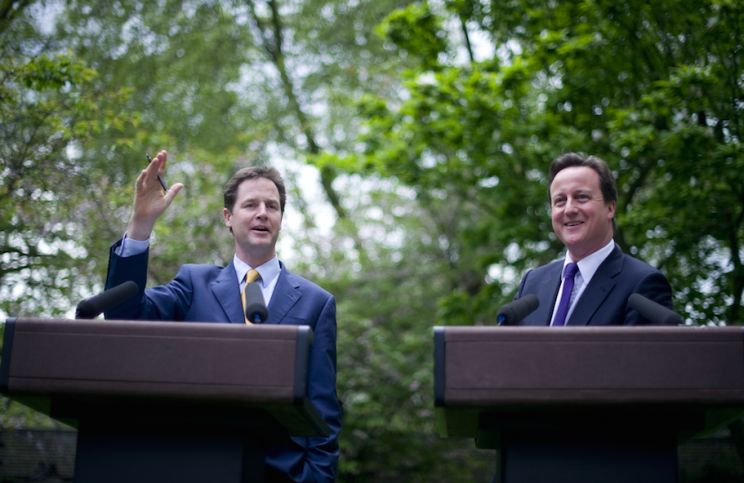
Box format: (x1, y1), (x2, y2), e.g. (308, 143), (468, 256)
(530, 258), (565, 276)
(179, 262), (228, 273)
(616, 250), (665, 276)
(518, 258), (563, 293)
(175, 262), (233, 283)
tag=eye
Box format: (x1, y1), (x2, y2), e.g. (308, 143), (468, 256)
(552, 197), (565, 206)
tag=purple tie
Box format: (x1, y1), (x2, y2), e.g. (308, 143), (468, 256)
(553, 262), (579, 327)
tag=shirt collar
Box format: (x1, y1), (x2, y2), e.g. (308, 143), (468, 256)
(563, 239), (615, 283)
(233, 255), (281, 288)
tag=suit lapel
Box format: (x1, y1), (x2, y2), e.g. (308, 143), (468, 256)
(533, 263), (562, 326)
(566, 246), (623, 326)
(265, 264), (301, 325)
(210, 262), (245, 323)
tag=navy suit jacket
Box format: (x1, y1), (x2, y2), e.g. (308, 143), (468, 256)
(515, 245), (673, 326)
(104, 240), (341, 482)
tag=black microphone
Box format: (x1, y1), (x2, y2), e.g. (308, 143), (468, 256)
(496, 294), (539, 326)
(75, 281), (139, 319)
(244, 282), (269, 324)
(628, 293), (684, 325)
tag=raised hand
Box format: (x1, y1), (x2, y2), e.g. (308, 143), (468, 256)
(126, 150), (184, 241)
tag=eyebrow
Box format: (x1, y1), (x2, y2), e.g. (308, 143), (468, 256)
(241, 196), (280, 205)
(558, 188), (593, 195)
(552, 188), (594, 199)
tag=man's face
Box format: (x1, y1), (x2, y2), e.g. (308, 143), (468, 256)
(550, 166), (615, 262)
(223, 177), (283, 265)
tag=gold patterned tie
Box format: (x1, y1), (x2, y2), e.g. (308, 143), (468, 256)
(241, 269), (260, 324)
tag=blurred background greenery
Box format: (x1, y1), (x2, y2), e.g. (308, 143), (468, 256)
(1, 0), (743, 480)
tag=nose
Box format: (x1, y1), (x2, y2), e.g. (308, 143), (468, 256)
(255, 203), (268, 218)
(565, 197), (579, 214)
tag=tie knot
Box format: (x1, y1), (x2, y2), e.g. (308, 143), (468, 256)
(565, 262), (579, 279)
(245, 269), (260, 284)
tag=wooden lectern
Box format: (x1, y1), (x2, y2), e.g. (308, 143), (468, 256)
(1, 318), (330, 483)
(434, 326), (744, 483)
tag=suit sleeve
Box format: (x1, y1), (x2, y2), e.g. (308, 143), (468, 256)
(624, 269), (674, 325)
(104, 239), (193, 321)
(304, 295), (341, 482)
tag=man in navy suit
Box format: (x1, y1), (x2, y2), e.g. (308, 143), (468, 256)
(104, 151), (341, 482)
(515, 153), (673, 326)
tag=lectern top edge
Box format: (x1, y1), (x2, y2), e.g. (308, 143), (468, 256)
(434, 324), (744, 342)
(10, 317), (304, 340)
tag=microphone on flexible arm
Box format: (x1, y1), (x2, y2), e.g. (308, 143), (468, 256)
(244, 282), (269, 324)
(628, 293), (684, 325)
(75, 281), (139, 319)
(496, 294), (539, 326)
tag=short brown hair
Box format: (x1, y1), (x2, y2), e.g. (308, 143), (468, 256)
(224, 167), (286, 213)
(548, 153), (617, 204)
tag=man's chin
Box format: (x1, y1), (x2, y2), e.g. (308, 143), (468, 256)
(246, 233), (275, 244)
(558, 233), (585, 247)
(562, 239), (591, 256)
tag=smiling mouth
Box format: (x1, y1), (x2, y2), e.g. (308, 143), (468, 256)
(565, 222), (583, 227)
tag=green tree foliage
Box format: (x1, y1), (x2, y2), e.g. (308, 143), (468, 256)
(0, 18), (136, 316)
(2, 1), (494, 479)
(0, 5), (138, 429)
(2, 0), (743, 480)
(51, 1), (266, 285)
(289, 177), (493, 480)
(351, 0), (744, 327)
(340, 2), (744, 471)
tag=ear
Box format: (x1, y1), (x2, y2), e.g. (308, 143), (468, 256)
(223, 207), (232, 228)
(606, 200), (616, 219)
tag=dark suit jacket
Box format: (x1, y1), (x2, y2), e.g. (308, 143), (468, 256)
(104, 240), (341, 482)
(515, 245), (673, 326)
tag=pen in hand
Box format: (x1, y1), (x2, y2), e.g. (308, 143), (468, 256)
(146, 153), (169, 193)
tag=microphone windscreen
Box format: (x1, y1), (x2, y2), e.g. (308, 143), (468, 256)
(243, 282), (269, 324)
(496, 294), (539, 325)
(76, 281), (139, 319)
(628, 293), (683, 325)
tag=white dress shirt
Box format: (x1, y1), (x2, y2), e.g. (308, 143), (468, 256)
(232, 254), (281, 305)
(549, 239), (615, 326)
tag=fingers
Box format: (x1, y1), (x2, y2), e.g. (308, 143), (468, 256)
(155, 150), (168, 176)
(135, 168), (147, 186)
(164, 183), (184, 203)
(137, 167), (160, 195)
(138, 151), (170, 193)
(136, 149), (182, 198)
(127, 151), (179, 241)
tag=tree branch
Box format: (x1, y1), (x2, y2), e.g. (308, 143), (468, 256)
(459, 15), (474, 67)
(248, 0), (347, 219)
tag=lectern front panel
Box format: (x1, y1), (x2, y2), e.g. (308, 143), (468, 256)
(1, 318), (328, 437)
(434, 326), (744, 438)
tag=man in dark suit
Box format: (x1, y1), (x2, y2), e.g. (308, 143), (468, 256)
(104, 151), (341, 482)
(515, 153), (673, 326)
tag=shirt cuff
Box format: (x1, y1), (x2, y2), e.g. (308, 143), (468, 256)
(115, 233), (150, 257)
